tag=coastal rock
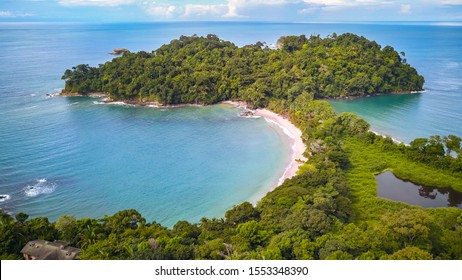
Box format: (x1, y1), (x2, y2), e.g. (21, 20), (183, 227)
(59, 90), (109, 97)
(111, 48), (129, 55)
(240, 110), (255, 117)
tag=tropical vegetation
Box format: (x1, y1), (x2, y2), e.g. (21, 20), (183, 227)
(61, 33), (424, 106)
(2, 34), (461, 260)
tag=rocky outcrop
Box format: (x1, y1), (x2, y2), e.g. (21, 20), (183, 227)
(111, 48), (129, 55)
(240, 110), (255, 117)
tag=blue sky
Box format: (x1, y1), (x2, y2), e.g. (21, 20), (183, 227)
(1, 0), (462, 22)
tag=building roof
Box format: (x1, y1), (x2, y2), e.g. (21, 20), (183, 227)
(21, 240), (81, 260)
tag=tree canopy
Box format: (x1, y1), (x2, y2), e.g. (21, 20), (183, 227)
(2, 92), (461, 260)
(62, 33), (424, 107)
(2, 33), (460, 261)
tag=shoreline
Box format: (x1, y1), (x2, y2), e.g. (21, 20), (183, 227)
(255, 108), (308, 186)
(60, 91), (207, 108)
(321, 89), (426, 101)
(61, 95), (308, 195)
(369, 129), (410, 146)
(223, 101), (307, 189)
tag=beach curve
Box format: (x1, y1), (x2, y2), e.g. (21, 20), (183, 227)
(223, 101), (307, 190)
(254, 108), (307, 186)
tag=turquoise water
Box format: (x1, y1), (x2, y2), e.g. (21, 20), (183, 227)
(329, 23), (462, 143)
(0, 95), (290, 226)
(1, 22), (461, 225)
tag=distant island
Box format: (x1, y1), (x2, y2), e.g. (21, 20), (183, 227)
(61, 33), (424, 107)
(3, 34), (462, 261)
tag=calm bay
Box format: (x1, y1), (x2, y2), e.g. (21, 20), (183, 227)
(1, 22), (461, 225)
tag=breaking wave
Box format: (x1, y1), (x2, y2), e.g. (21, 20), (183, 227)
(24, 178), (57, 197)
(0, 194), (11, 202)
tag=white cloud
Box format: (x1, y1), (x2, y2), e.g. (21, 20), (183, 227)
(183, 4), (228, 17)
(53, 0), (461, 21)
(58, 0), (136, 6)
(302, 0), (391, 7)
(224, 0), (361, 18)
(441, 0), (462, 4)
(401, 3), (411, 13)
(0, 11), (14, 17)
(298, 6), (318, 13)
(303, 0), (348, 5)
(224, 0), (390, 18)
(147, 4), (176, 18)
(0, 10), (34, 17)
(225, 0), (300, 17)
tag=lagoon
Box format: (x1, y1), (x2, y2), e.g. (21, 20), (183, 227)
(376, 171), (462, 209)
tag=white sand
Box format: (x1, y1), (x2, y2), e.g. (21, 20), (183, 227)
(254, 109), (307, 186)
(222, 101), (307, 188)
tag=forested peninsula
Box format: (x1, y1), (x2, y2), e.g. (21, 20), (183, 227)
(61, 33), (424, 106)
(2, 34), (462, 260)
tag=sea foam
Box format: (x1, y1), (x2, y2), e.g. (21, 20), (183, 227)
(0, 194), (11, 202)
(264, 118), (296, 139)
(24, 178), (56, 197)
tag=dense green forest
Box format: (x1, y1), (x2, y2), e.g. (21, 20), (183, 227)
(1, 96), (461, 260)
(2, 34), (461, 260)
(61, 33), (424, 107)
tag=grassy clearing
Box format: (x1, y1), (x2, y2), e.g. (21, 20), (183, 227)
(344, 137), (462, 221)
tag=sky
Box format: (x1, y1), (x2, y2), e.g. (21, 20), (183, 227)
(0, 0), (462, 22)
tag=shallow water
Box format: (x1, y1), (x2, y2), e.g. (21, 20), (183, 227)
(0, 96), (291, 226)
(1, 22), (461, 225)
(329, 24), (462, 143)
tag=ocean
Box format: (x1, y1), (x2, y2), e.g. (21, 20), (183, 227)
(327, 22), (462, 143)
(1, 22), (461, 225)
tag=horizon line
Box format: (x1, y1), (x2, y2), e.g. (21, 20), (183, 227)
(1, 20), (462, 25)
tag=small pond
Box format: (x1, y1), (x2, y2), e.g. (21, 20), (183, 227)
(375, 171), (462, 209)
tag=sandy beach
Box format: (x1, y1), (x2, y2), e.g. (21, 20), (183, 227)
(223, 101), (307, 188)
(254, 109), (307, 186)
